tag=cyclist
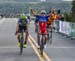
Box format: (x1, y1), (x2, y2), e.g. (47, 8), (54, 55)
(15, 14), (29, 48)
(47, 9), (58, 31)
(32, 10), (49, 48)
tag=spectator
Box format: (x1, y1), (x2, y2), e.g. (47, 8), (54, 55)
(59, 14), (64, 21)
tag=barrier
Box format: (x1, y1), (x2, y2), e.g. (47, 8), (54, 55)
(54, 20), (75, 39)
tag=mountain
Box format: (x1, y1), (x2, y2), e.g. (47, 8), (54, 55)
(46, 0), (62, 3)
(15, 0), (40, 2)
(0, 0), (63, 3)
(0, 0), (40, 2)
(0, 0), (72, 3)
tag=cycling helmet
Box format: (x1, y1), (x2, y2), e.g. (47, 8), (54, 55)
(40, 10), (46, 14)
(20, 13), (26, 20)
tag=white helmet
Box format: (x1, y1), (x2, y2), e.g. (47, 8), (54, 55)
(40, 10), (46, 14)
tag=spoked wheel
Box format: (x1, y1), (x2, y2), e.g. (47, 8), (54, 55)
(40, 37), (44, 57)
(47, 31), (52, 44)
(47, 33), (49, 41)
(20, 38), (23, 55)
(50, 29), (52, 44)
(40, 46), (44, 57)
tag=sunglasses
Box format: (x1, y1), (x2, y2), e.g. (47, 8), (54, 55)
(41, 13), (46, 14)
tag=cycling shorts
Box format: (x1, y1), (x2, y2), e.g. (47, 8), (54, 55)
(47, 24), (52, 28)
(18, 25), (27, 33)
(38, 22), (47, 35)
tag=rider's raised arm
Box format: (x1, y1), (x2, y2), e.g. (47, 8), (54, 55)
(31, 10), (38, 16)
(16, 20), (19, 34)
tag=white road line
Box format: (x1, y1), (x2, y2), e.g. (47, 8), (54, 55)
(0, 46), (32, 49)
(1, 46), (75, 49)
(46, 46), (75, 48)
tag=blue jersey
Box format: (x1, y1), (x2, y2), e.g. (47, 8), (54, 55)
(35, 15), (49, 22)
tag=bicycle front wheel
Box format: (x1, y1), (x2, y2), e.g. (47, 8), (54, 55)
(40, 36), (44, 56)
(20, 38), (23, 55)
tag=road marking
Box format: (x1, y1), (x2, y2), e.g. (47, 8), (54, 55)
(28, 38), (44, 61)
(47, 46), (75, 48)
(29, 35), (52, 61)
(0, 46), (32, 49)
(0, 45), (74, 49)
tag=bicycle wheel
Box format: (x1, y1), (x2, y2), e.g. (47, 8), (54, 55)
(37, 33), (39, 46)
(20, 32), (24, 55)
(40, 35), (44, 56)
(50, 28), (52, 44)
(47, 32), (49, 41)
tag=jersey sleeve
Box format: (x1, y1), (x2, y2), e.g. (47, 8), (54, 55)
(35, 15), (39, 22)
(46, 16), (49, 21)
(35, 15), (39, 18)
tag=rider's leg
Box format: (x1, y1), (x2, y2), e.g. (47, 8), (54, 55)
(38, 34), (40, 46)
(17, 33), (20, 42)
(17, 33), (21, 47)
(44, 35), (47, 45)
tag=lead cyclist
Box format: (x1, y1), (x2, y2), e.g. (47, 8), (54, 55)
(32, 10), (49, 48)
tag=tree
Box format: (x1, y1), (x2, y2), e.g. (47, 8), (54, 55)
(72, 0), (75, 22)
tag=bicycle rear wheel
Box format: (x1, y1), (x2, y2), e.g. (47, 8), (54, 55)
(50, 28), (52, 44)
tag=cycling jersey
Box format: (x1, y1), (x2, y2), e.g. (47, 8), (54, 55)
(18, 18), (28, 33)
(18, 18), (28, 26)
(35, 15), (48, 22)
(47, 17), (53, 25)
(35, 15), (48, 34)
(47, 14), (58, 25)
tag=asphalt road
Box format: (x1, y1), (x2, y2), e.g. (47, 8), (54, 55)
(0, 18), (75, 61)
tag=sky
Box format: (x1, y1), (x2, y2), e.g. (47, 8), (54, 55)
(41, 0), (72, 1)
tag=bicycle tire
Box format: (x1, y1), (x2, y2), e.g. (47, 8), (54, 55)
(50, 28), (52, 44)
(40, 35), (44, 56)
(20, 31), (24, 55)
(20, 38), (23, 55)
(47, 33), (49, 41)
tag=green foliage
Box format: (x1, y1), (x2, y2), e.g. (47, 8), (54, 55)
(64, 0), (75, 22)
(71, 1), (75, 22)
(64, 12), (72, 22)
